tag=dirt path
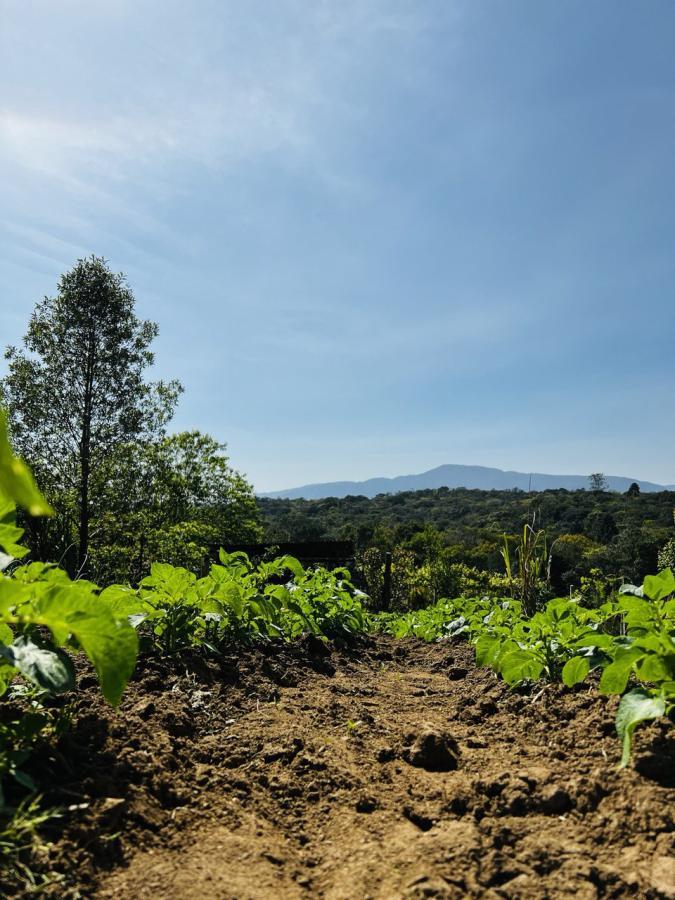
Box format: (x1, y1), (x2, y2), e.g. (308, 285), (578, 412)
(32, 637), (674, 898)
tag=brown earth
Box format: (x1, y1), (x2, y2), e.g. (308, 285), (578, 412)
(8, 635), (675, 898)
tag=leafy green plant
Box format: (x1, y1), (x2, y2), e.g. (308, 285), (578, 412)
(0, 794), (60, 891)
(597, 570), (673, 766)
(560, 569), (674, 765)
(0, 410), (138, 808)
(378, 561), (673, 767)
(103, 550), (369, 655)
(477, 597), (613, 686)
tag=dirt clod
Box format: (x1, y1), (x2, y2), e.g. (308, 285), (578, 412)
(403, 725), (460, 772)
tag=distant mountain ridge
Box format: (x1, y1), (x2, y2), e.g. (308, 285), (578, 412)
(262, 464), (675, 500)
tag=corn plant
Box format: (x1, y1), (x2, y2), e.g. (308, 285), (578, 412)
(501, 517), (549, 616)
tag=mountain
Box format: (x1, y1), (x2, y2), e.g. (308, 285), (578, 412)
(261, 464), (675, 500)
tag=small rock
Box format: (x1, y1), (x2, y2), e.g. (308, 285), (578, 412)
(356, 795), (378, 813)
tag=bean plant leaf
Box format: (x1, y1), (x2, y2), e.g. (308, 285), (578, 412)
(616, 689), (666, 768)
(0, 410), (53, 516)
(619, 583), (643, 598)
(642, 569), (675, 602)
(31, 586), (138, 705)
(638, 653), (675, 683)
(562, 655), (591, 687)
(499, 649), (544, 686)
(279, 555), (305, 578)
(0, 500), (29, 559)
(0, 635), (76, 693)
(599, 648), (644, 695)
(475, 634), (501, 667)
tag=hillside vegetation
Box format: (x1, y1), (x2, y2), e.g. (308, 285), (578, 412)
(260, 486), (675, 596)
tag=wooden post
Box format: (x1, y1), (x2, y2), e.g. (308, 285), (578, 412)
(383, 551), (392, 611)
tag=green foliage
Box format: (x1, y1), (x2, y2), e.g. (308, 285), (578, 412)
(579, 568), (626, 608)
(0, 412), (53, 521)
(615, 690), (666, 768)
(261, 485), (675, 597)
(105, 551), (369, 655)
(500, 519), (550, 615)
(1, 256), (182, 572)
(657, 536), (675, 572)
(89, 431), (262, 584)
(0, 794), (60, 890)
(358, 547), (512, 612)
(0, 409), (138, 807)
(376, 566), (674, 767)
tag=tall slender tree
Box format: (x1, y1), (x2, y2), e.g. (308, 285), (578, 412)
(1, 256), (182, 571)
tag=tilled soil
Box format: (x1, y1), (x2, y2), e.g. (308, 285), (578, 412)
(10, 636), (675, 898)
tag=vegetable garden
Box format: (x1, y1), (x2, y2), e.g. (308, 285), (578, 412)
(0, 411), (673, 897)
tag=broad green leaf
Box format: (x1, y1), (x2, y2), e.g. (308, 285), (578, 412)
(642, 569), (675, 602)
(638, 653), (675, 683)
(0, 622), (13, 644)
(475, 634), (501, 667)
(616, 689), (666, 767)
(562, 655), (591, 687)
(31, 586), (138, 705)
(216, 581), (245, 618)
(279, 555), (305, 578)
(618, 596), (656, 622)
(99, 584), (148, 619)
(499, 649), (544, 686)
(0, 578), (33, 613)
(0, 635), (75, 693)
(0, 410), (53, 516)
(571, 632), (613, 650)
(0, 500), (29, 559)
(599, 649), (644, 695)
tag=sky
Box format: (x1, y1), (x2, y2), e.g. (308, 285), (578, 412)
(1, 1), (675, 492)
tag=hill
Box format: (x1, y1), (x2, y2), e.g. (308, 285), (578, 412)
(262, 463), (674, 499)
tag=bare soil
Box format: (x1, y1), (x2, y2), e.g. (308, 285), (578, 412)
(9, 636), (675, 898)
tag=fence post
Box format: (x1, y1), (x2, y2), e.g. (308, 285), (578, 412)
(383, 551), (392, 611)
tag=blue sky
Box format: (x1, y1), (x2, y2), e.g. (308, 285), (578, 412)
(2, 1), (674, 491)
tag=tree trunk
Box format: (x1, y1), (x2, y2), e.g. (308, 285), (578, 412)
(78, 330), (96, 573)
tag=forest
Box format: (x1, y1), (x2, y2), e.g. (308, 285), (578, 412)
(260, 485), (675, 602)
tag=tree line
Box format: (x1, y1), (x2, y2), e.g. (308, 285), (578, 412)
(259, 484), (675, 594)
